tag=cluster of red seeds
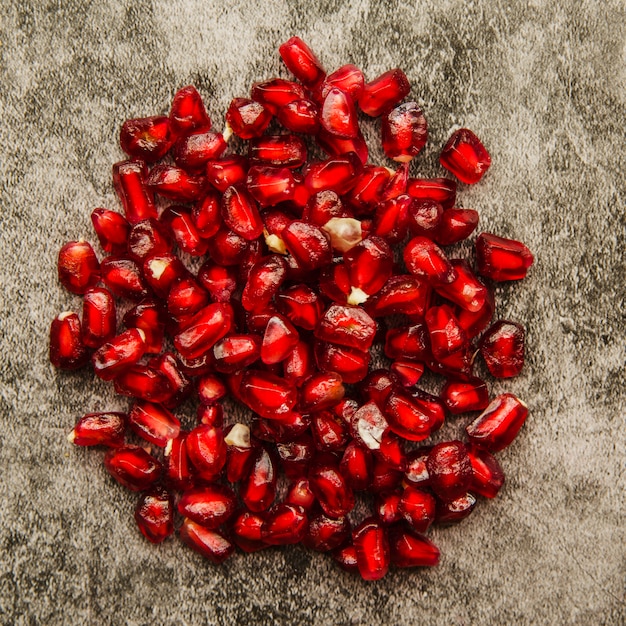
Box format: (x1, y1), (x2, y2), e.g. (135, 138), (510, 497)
(49, 37), (534, 581)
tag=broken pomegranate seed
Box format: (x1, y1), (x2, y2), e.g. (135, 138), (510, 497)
(381, 102), (428, 162)
(135, 487), (174, 543)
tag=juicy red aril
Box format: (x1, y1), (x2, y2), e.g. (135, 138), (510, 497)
(352, 517), (390, 580)
(407, 177), (457, 209)
(315, 304), (376, 350)
(399, 486), (436, 533)
(167, 277), (208, 319)
(425, 304), (468, 361)
(172, 130), (227, 172)
(468, 445), (505, 498)
(441, 377), (489, 414)
(128, 218), (172, 261)
(404, 236), (456, 285)
(113, 365), (174, 404)
(251, 78), (306, 114)
(261, 315), (299, 365)
(185, 425), (227, 479)
(213, 334), (261, 373)
(174, 303), (233, 360)
(135, 487), (174, 543)
(283, 340), (314, 384)
(390, 359), (424, 387)
(282, 221), (332, 270)
(384, 389), (443, 442)
(367, 275), (430, 318)
(225, 423), (255, 481)
(440, 128), (491, 184)
(205, 155), (249, 192)
(120, 116), (172, 163)
(276, 435), (315, 479)
(277, 99), (319, 134)
(262, 503), (309, 545)
(480, 320), (526, 378)
(129, 401), (180, 446)
(112, 160), (157, 225)
(178, 485), (237, 529)
(404, 448), (432, 487)
(91, 208), (130, 255)
(315, 342), (370, 384)
(220, 185), (263, 241)
(152, 352), (191, 408)
(359, 69), (410, 117)
(92, 328), (146, 381)
(57, 241), (100, 295)
(226, 98), (272, 139)
(333, 544), (359, 573)
(276, 284), (323, 331)
(241, 254), (287, 312)
(321, 87), (359, 138)
(81, 288), (116, 348)
(241, 446), (277, 512)
(436, 492), (477, 524)
(322, 64), (365, 101)
(407, 199), (443, 238)
(436, 208), (479, 245)
(104, 446), (162, 492)
(385, 324), (430, 361)
(100, 256), (149, 301)
(69, 412), (126, 447)
(249, 134), (307, 169)
(179, 519), (234, 563)
(389, 526), (440, 568)
(246, 166), (295, 207)
(340, 441), (373, 490)
(466, 393), (528, 452)
(309, 456), (355, 518)
(232, 510), (267, 553)
(426, 441), (473, 501)
(279, 36), (325, 87)
(311, 410), (350, 451)
(124, 300), (165, 354)
(381, 102), (428, 162)
(142, 253), (187, 299)
(344, 236), (393, 302)
(164, 434), (192, 490)
(239, 370), (297, 419)
(300, 371), (345, 412)
(304, 153), (363, 195)
(169, 85), (211, 135)
(435, 259), (487, 313)
(146, 164), (206, 202)
(198, 261), (237, 302)
(476, 232), (534, 281)
(198, 404), (224, 428)
(304, 512), (351, 552)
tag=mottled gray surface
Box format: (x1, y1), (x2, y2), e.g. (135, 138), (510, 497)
(1, 0), (625, 624)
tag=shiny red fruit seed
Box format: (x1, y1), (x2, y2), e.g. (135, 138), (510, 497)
(359, 69), (410, 117)
(68, 412), (126, 447)
(352, 517), (390, 580)
(135, 487), (174, 543)
(104, 446), (162, 492)
(381, 102), (428, 162)
(440, 128), (491, 184)
(57, 241), (100, 295)
(426, 441), (473, 501)
(129, 401), (180, 447)
(476, 232), (534, 281)
(179, 519), (234, 563)
(120, 116), (172, 163)
(480, 320), (526, 378)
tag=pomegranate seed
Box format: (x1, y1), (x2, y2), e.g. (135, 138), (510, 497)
(384, 323), (430, 361)
(277, 99), (319, 134)
(198, 404), (224, 428)
(407, 199), (443, 238)
(173, 303), (233, 360)
(333, 543), (359, 573)
(276, 434), (315, 479)
(185, 425), (227, 479)
(112, 160), (157, 224)
(352, 517), (390, 580)
(384, 389), (443, 442)
(320, 87), (359, 139)
(100, 256), (149, 301)
(389, 526), (440, 568)
(178, 485), (237, 529)
(316, 128), (369, 165)
(198, 261), (237, 303)
(375, 490), (403, 525)
(377, 430), (407, 471)
(282, 221), (332, 271)
(381, 102), (428, 162)
(91, 208), (130, 255)
(315, 342), (370, 384)
(440, 128), (491, 184)
(205, 155), (249, 192)
(167, 277), (208, 319)
(435, 492), (477, 524)
(435, 259), (487, 313)
(225, 423), (255, 482)
(232, 509), (268, 553)
(196, 374), (226, 406)
(436, 208), (479, 245)
(340, 441), (373, 491)
(300, 371), (345, 412)
(262, 503), (309, 545)
(283, 339), (314, 384)
(311, 410), (350, 452)
(407, 177), (457, 209)
(104, 446), (162, 492)
(135, 487), (174, 543)
(426, 441), (472, 501)
(276, 284), (323, 331)
(285, 477), (316, 508)
(68, 412), (126, 447)
(241, 446), (277, 512)
(151, 352), (191, 408)
(390, 359), (424, 387)
(468, 445), (505, 498)
(249, 134), (307, 169)
(81, 288), (116, 349)
(279, 37), (325, 87)
(220, 185), (263, 241)
(246, 165), (295, 207)
(441, 377), (489, 414)
(304, 153), (363, 195)
(359, 69), (410, 117)
(239, 369), (297, 419)
(480, 320), (525, 378)
(425, 304), (468, 361)
(304, 512), (351, 552)
(213, 334), (261, 374)
(456, 284), (495, 338)
(399, 486), (436, 533)
(383, 162), (410, 200)
(113, 365), (174, 404)
(251, 78), (306, 114)
(225, 97), (272, 139)
(92, 328), (146, 381)
(164, 433), (193, 490)
(344, 236), (393, 303)
(146, 164), (206, 202)
(476, 232), (534, 281)
(261, 315), (299, 365)
(309, 455), (355, 519)
(124, 300), (165, 354)
(359, 370), (398, 408)
(120, 116), (172, 163)
(370, 458), (404, 493)
(403, 236), (456, 285)
(404, 447), (432, 487)
(127, 218), (172, 261)
(142, 253), (188, 299)
(129, 401), (180, 447)
(191, 189), (222, 239)
(372, 195), (411, 243)
(350, 401), (389, 451)
(347, 166), (390, 213)
(172, 130), (227, 172)
(322, 64), (364, 101)
(466, 393), (528, 452)
(179, 519), (234, 563)
(169, 85), (211, 136)
(367, 275), (430, 318)
(315, 305), (377, 351)
(57, 241), (100, 295)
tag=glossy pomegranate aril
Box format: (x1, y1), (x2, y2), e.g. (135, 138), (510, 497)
(389, 526), (440, 568)
(399, 486), (436, 533)
(377, 430), (406, 471)
(261, 315), (299, 365)
(164, 433), (193, 490)
(239, 369), (297, 419)
(81, 288), (116, 349)
(198, 261), (237, 303)
(124, 300), (165, 354)
(282, 221), (332, 271)
(315, 304), (377, 351)
(262, 503), (309, 545)
(333, 543), (359, 573)
(352, 517), (390, 580)
(112, 160), (157, 224)
(276, 284), (323, 331)
(167, 277), (208, 319)
(283, 339), (314, 384)
(468, 445), (505, 498)
(173, 303), (233, 360)
(466, 393), (528, 452)
(340, 441), (373, 490)
(347, 166), (390, 213)
(435, 492), (477, 524)
(315, 342), (370, 384)
(127, 218), (172, 261)
(277, 99), (319, 134)
(224, 423), (255, 481)
(425, 304), (468, 361)
(407, 177), (457, 209)
(375, 489), (403, 525)
(440, 128), (491, 184)
(100, 256), (149, 301)
(185, 424), (227, 479)
(426, 441), (472, 501)
(370, 458), (404, 493)
(246, 166), (295, 207)
(179, 519), (234, 563)
(225, 97), (272, 139)
(344, 236), (393, 303)
(404, 447), (432, 487)
(68, 412), (127, 447)
(152, 352), (191, 408)
(198, 404), (224, 428)
(57, 241), (100, 295)
(113, 365), (174, 404)
(120, 115), (172, 163)
(384, 324), (430, 361)
(384, 389), (441, 442)
(476, 232), (534, 281)
(359, 68), (410, 117)
(381, 102), (428, 162)
(276, 435), (315, 479)
(91, 328), (146, 381)
(191, 190), (222, 240)
(213, 334), (261, 374)
(435, 259), (487, 313)
(322, 64), (365, 101)
(441, 376), (489, 414)
(169, 85), (211, 136)
(309, 456), (355, 519)
(135, 487), (174, 544)
(160, 206), (208, 257)
(249, 134), (307, 169)
(480, 320), (526, 378)
(372, 195), (410, 243)
(304, 511), (351, 552)
(231, 509), (268, 553)
(436, 208), (479, 245)
(178, 485), (237, 529)
(407, 199), (443, 238)
(205, 155), (249, 192)
(241, 446), (277, 512)
(279, 36), (326, 87)
(129, 401), (180, 447)
(104, 446), (162, 492)
(304, 152), (362, 195)
(142, 253), (187, 299)
(91, 208), (130, 255)
(220, 184), (264, 241)
(390, 359), (424, 387)
(300, 372), (345, 413)
(321, 87), (359, 139)
(403, 236), (456, 285)
(172, 130), (226, 174)
(311, 410), (350, 452)
(146, 164), (206, 202)
(367, 275), (430, 318)
(251, 78), (306, 115)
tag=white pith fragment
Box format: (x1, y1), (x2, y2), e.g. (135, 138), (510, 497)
(322, 217), (362, 253)
(264, 230), (288, 254)
(225, 423), (251, 448)
(67, 430), (76, 443)
(222, 122), (234, 143)
(347, 286), (369, 305)
(58, 311), (75, 321)
(147, 258), (169, 280)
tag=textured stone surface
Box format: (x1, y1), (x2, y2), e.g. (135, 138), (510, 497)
(1, 0), (625, 624)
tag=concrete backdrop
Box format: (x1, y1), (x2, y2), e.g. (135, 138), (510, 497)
(1, 0), (624, 624)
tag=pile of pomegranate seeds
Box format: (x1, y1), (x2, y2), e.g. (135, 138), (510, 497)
(50, 36), (534, 581)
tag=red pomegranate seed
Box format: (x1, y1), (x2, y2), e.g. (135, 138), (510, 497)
(246, 165), (295, 207)
(300, 371), (345, 412)
(223, 423), (254, 482)
(198, 404), (224, 428)
(436, 208), (479, 245)
(304, 512), (351, 552)
(456, 284), (494, 339)
(225, 97), (272, 139)
(261, 315), (299, 365)
(333, 543), (359, 573)
(383, 162), (410, 200)
(134, 486), (174, 543)
(285, 477), (316, 509)
(179, 519), (234, 563)
(384, 324), (430, 361)
(146, 164), (206, 202)
(172, 130), (227, 173)
(57, 241), (100, 295)
(407, 177), (457, 209)
(359, 370), (398, 408)
(407, 199), (443, 238)
(251, 78), (306, 114)
(322, 64), (364, 101)
(195, 374), (226, 406)
(315, 342), (370, 384)
(150, 352), (191, 408)
(178, 485), (237, 529)
(403, 236), (456, 285)
(191, 189), (222, 239)
(311, 410), (350, 452)
(309, 455), (355, 519)
(375, 489), (403, 525)
(167, 277), (208, 319)
(347, 166), (390, 213)
(399, 486), (436, 533)
(142, 253), (187, 299)
(91, 208), (130, 255)
(367, 275), (430, 318)
(381, 102), (428, 162)
(441, 377), (489, 414)
(372, 195), (410, 243)
(276, 284), (323, 331)
(81, 288), (116, 349)
(315, 304), (377, 351)
(241, 255), (288, 312)
(124, 300), (165, 354)
(377, 431), (406, 471)
(68, 412), (126, 447)
(435, 259), (487, 313)
(435, 492), (477, 524)
(304, 153), (362, 195)
(425, 304), (468, 361)
(249, 134), (307, 169)
(320, 87), (359, 139)
(440, 128), (491, 184)
(220, 184), (263, 241)
(129, 401), (180, 447)
(239, 369), (297, 419)
(198, 261), (237, 303)
(370, 458), (404, 493)
(352, 517), (390, 580)
(282, 221), (332, 271)
(112, 160), (157, 224)
(344, 236), (393, 303)
(316, 128), (369, 165)
(359, 69), (410, 117)
(466, 393), (528, 452)
(185, 424), (227, 479)
(404, 447), (432, 487)
(104, 446), (162, 492)
(390, 359), (424, 387)
(213, 334), (261, 373)
(476, 232), (534, 281)
(426, 441), (473, 501)
(127, 218), (172, 261)
(283, 339), (314, 384)
(384, 389), (442, 442)
(164, 433), (192, 490)
(205, 155), (249, 192)
(100, 256), (149, 301)
(340, 441), (373, 490)
(480, 320), (525, 378)
(277, 99), (319, 134)
(279, 36), (325, 87)
(261, 503), (309, 545)
(169, 85), (211, 136)
(92, 328), (146, 381)
(468, 445), (505, 498)
(232, 509), (267, 553)
(350, 401), (389, 451)
(174, 303), (233, 360)
(120, 116), (172, 163)
(113, 365), (174, 404)
(276, 434), (315, 479)
(241, 446), (277, 512)
(389, 526), (440, 568)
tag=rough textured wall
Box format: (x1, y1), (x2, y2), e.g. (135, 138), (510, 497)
(1, 1), (624, 624)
